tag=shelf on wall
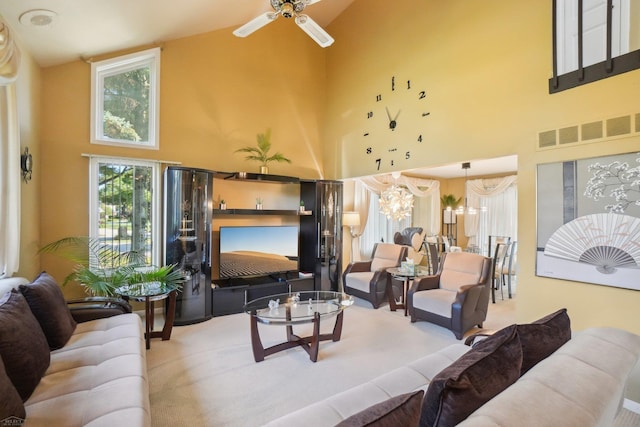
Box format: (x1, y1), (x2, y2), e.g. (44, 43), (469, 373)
(215, 171), (299, 184)
(213, 209), (312, 216)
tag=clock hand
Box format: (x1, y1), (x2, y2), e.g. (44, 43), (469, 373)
(385, 106), (392, 122)
(393, 109), (401, 121)
(388, 108), (401, 131)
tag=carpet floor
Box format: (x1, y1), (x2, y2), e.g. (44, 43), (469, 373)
(145, 293), (640, 426)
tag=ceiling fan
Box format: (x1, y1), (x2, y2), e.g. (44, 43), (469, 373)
(233, 0), (335, 48)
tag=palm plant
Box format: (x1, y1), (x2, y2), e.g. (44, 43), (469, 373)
(38, 236), (185, 297)
(234, 128), (291, 169)
(440, 194), (461, 209)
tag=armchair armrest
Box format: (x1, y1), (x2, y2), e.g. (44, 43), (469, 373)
(67, 297), (132, 323)
(409, 274), (440, 294)
(464, 330), (497, 346)
(343, 260), (373, 275)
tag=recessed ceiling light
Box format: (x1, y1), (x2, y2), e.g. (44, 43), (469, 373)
(19, 9), (58, 28)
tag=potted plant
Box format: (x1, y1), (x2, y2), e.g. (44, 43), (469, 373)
(234, 128), (292, 174)
(441, 194), (461, 224)
(299, 200), (305, 213)
(220, 199), (226, 210)
(256, 197), (263, 210)
(38, 237), (185, 297)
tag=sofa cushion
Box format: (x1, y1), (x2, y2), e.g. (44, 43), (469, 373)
(517, 308), (571, 374)
(335, 390), (423, 427)
(421, 324), (522, 427)
(0, 355), (26, 421)
(439, 252), (485, 292)
(19, 272), (77, 350)
(0, 290), (51, 401)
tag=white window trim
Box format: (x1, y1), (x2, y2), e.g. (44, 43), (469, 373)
(90, 47), (160, 149)
(88, 156), (162, 267)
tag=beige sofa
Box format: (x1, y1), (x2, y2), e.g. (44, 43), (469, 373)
(0, 277), (150, 427)
(264, 326), (640, 427)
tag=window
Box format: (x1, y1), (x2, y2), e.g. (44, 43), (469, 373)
(360, 196), (411, 259)
(551, 0), (640, 92)
(91, 48), (160, 149)
(89, 157), (162, 267)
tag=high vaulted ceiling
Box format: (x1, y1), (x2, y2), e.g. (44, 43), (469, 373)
(0, 0), (356, 67)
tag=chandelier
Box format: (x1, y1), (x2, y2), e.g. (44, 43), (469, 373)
(379, 173), (414, 221)
(455, 162), (485, 215)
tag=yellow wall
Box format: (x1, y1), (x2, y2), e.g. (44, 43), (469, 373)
(39, 22), (327, 297)
(324, 0), (640, 334)
(14, 43), (42, 281)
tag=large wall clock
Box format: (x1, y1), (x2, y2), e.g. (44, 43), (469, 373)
(362, 75), (430, 171)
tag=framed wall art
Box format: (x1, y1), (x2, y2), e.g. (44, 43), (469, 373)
(536, 152), (640, 290)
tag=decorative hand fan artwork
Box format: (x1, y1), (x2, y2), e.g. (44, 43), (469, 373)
(544, 213), (640, 274)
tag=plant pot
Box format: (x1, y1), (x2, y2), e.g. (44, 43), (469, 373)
(220, 203), (226, 210)
(260, 165), (269, 174)
(256, 204), (263, 210)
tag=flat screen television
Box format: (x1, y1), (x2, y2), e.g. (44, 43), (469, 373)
(219, 225), (299, 279)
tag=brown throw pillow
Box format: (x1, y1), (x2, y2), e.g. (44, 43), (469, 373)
(19, 272), (77, 350)
(421, 324), (522, 427)
(336, 390), (424, 427)
(517, 308), (571, 374)
(0, 355), (26, 420)
(0, 290), (51, 401)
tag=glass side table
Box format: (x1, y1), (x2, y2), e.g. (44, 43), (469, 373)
(387, 266), (430, 316)
(115, 282), (178, 349)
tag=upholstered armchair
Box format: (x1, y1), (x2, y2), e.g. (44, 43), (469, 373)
(343, 243), (408, 308)
(393, 227), (425, 265)
(407, 251), (492, 339)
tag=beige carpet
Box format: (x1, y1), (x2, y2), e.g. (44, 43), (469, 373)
(145, 294), (639, 426)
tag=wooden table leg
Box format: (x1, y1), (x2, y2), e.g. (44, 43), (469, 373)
(309, 312), (320, 362)
(387, 273), (398, 311)
(144, 296), (151, 350)
(331, 310), (344, 341)
(250, 311), (266, 362)
(161, 290), (176, 340)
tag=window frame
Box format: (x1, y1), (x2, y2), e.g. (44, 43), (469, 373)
(550, 0), (640, 93)
(90, 47), (161, 149)
(88, 156), (162, 268)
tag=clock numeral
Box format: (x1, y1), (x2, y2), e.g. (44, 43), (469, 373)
(418, 91), (426, 99)
(405, 151), (411, 159)
(407, 80), (411, 90)
(363, 132), (369, 137)
(376, 94), (382, 102)
(391, 76), (395, 91)
(367, 111), (373, 119)
(388, 148), (397, 152)
(422, 112), (430, 117)
(417, 134), (423, 143)
(375, 158), (381, 170)
(366, 147), (372, 154)
(391, 160), (395, 166)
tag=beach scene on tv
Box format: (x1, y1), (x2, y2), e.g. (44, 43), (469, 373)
(219, 226), (299, 279)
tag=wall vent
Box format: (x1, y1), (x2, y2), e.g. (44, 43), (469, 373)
(538, 112), (638, 150)
(581, 121), (603, 141)
(606, 116), (631, 137)
(559, 126), (579, 144)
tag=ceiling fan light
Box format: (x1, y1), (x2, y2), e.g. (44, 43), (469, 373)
(281, 3), (295, 18)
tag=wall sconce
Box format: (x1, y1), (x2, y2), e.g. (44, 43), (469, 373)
(21, 147), (33, 183)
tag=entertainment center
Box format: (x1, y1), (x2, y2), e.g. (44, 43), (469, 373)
(164, 166), (343, 324)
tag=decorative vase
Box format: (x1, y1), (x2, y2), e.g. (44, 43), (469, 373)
(260, 165), (269, 174)
(220, 203), (226, 210)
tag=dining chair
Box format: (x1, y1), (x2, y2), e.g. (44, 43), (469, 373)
(491, 242), (509, 303)
(500, 241), (517, 299)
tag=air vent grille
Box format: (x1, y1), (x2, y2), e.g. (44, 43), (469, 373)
(538, 113), (638, 150)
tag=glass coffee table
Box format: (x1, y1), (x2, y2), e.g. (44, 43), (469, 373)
(244, 291), (354, 362)
(387, 266), (430, 316)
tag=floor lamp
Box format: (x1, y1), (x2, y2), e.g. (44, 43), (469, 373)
(342, 211), (361, 263)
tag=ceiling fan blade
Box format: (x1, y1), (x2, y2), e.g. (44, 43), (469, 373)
(233, 12), (279, 38)
(294, 14), (334, 47)
(304, 0), (323, 5)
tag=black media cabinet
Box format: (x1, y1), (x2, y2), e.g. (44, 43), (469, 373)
(211, 275), (315, 317)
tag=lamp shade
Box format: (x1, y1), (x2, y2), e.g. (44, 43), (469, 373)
(342, 211), (360, 227)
